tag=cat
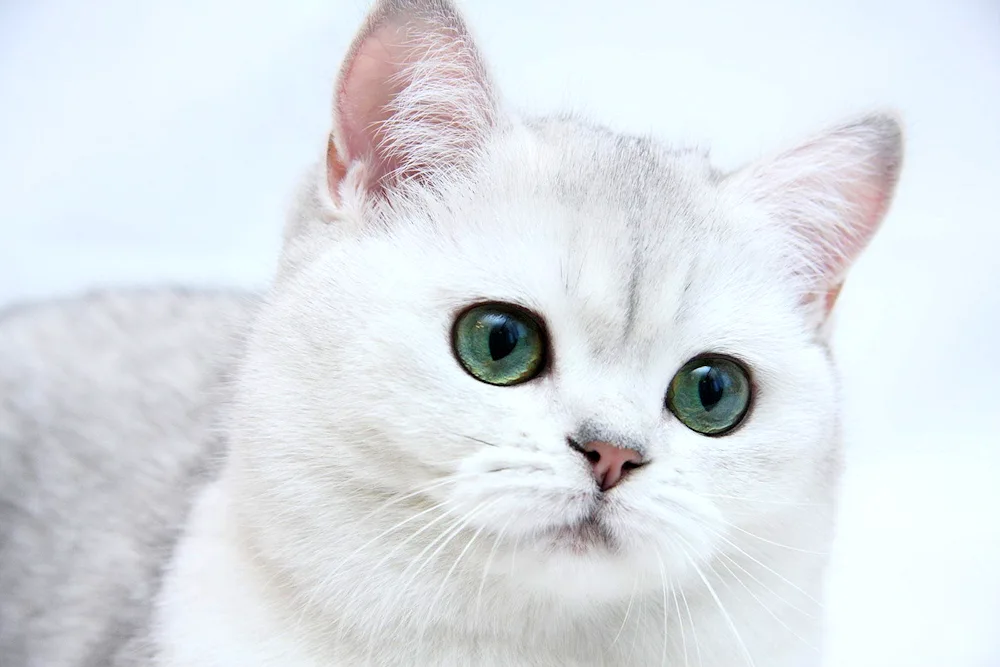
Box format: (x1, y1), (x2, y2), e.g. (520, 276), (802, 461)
(0, 0), (903, 665)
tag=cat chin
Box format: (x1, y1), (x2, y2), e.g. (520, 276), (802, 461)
(476, 510), (712, 605)
(542, 515), (617, 555)
(498, 532), (697, 605)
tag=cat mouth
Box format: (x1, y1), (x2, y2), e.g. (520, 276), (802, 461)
(544, 513), (618, 554)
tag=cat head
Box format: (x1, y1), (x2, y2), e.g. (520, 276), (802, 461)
(232, 0), (902, 611)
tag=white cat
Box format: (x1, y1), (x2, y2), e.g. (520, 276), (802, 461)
(0, 0), (902, 665)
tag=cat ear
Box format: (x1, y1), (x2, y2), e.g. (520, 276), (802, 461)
(327, 0), (498, 200)
(727, 113), (903, 321)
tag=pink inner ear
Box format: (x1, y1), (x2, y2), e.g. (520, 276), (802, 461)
(814, 185), (888, 316)
(335, 27), (410, 190)
(823, 283), (843, 314)
(326, 4), (497, 201)
(732, 114), (903, 325)
(801, 179), (888, 317)
(825, 175), (893, 283)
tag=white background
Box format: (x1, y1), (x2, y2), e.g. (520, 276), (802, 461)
(2, 1), (998, 665)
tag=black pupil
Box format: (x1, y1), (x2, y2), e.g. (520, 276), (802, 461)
(487, 317), (520, 360)
(697, 367), (725, 411)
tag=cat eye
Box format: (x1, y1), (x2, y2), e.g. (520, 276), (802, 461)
(666, 355), (751, 436)
(452, 303), (546, 386)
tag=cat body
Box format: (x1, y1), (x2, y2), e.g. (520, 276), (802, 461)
(0, 292), (249, 666)
(0, 1), (902, 665)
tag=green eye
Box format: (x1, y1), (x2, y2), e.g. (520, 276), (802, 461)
(667, 355), (752, 436)
(453, 304), (546, 386)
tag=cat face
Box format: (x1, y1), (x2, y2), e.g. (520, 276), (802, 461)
(232, 0), (900, 610)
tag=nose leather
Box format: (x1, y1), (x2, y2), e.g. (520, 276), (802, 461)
(575, 439), (643, 491)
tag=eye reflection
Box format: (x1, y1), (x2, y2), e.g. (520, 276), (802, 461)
(453, 304), (546, 386)
(667, 355), (751, 435)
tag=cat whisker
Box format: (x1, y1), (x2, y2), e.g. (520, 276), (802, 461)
(393, 513), (470, 604)
(310, 473), (490, 613)
(698, 554), (771, 664)
(707, 529), (824, 607)
(718, 520), (829, 556)
(358, 509), (473, 653)
(676, 565), (703, 667)
(459, 434), (501, 448)
(699, 492), (826, 507)
(508, 531), (521, 578)
(313, 498), (455, 612)
(669, 576), (690, 667)
(713, 554), (820, 653)
(716, 550), (817, 618)
(661, 499), (826, 605)
(395, 499), (493, 619)
(419, 499), (501, 645)
(674, 535), (756, 667)
(331, 504), (460, 648)
(653, 549), (669, 666)
(475, 511), (514, 617)
(415, 503), (489, 582)
(406, 502), (498, 652)
(626, 577), (645, 664)
(610, 574), (638, 646)
(363, 503), (458, 581)
(355, 473), (474, 523)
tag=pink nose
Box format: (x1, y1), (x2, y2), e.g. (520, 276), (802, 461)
(577, 440), (644, 491)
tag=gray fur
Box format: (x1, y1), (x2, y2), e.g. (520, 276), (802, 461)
(0, 289), (254, 667)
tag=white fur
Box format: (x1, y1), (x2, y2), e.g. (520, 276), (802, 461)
(153, 1), (902, 665)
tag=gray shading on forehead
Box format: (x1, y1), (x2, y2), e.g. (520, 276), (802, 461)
(521, 116), (723, 344)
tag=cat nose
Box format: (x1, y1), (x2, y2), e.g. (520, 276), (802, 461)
(571, 439), (645, 491)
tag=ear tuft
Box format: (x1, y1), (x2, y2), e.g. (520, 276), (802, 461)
(327, 0), (498, 201)
(728, 112), (904, 318)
